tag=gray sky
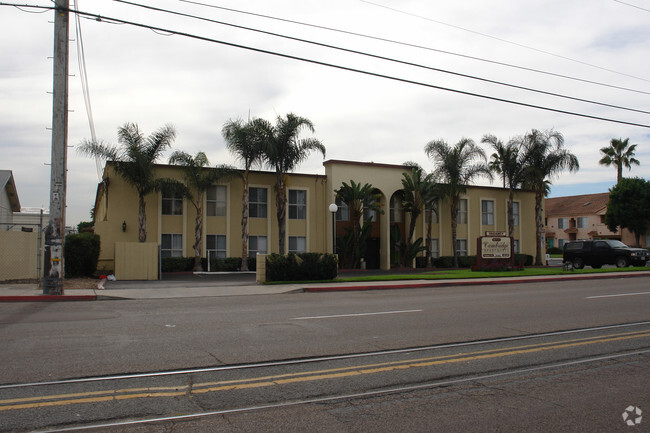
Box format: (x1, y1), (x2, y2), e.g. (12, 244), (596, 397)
(1, 0), (649, 226)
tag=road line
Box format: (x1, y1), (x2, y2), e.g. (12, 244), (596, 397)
(586, 291), (650, 299)
(291, 309), (423, 320)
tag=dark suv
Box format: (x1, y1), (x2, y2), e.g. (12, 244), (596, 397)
(562, 240), (648, 269)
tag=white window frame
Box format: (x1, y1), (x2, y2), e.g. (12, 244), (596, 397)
(335, 197), (349, 221)
(577, 217), (588, 228)
(512, 202), (520, 226)
(161, 234), (183, 257)
(249, 187), (267, 218)
(248, 235), (267, 258)
(162, 189), (183, 216)
(429, 238), (439, 258)
(390, 195), (402, 223)
(206, 234), (226, 259)
(207, 185), (227, 217)
(458, 199), (468, 225)
(289, 236), (306, 253)
(288, 189), (307, 220)
(513, 239), (520, 254)
(481, 199), (495, 225)
(427, 200), (439, 224)
(456, 238), (468, 256)
(558, 218), (568, 229)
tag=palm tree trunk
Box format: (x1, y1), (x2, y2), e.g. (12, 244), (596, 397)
(425, 209), (433, 268)
(507, 189), (514, 238)
(138, 194), (146, 242)
(192, 193), (204, 272)
(617, 164), (622, 184)
(451, 195), (459, 268)
(534, 189), (544, 265)
(275, 176), (287, 255)
(240, 171), (249, 271)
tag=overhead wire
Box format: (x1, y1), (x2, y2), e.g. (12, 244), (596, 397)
(64, 5), (650, 129)
(612, 0), (650, 13)
(360, 0), (650, 84)
(111, 0), (650, 116)
(173, 0), (650, 96)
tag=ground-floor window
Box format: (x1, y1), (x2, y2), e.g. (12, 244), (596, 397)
(206, 234), (226, 259)
(513, 239), (520, 254)
(161, 234), (182, 257)
(289, 236), (306, 253)
(249, 236), (267, 258)
(558, 238), (568, 249)
(429, 239), (439, 258)
(456, 239), (468, 256)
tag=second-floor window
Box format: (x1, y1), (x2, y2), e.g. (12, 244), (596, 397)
(512, 202), (520, 226)
(481, 200), (494, 225)
(289, 190), (306, 220)
(458, 199), (468, 224)
(335, 197), (349, 221)
(426, 201), (439, 224)
(162, 188), (183, 215)
(558, 218), (568, 229)
(577, 217), (588, 228)
(249, 187), (267, 218)
(207, 185), (226, 217)
(390, 195), (402, 223)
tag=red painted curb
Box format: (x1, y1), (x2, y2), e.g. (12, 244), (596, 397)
(304, 272), (650, 293)
(0, 295), (97, 302)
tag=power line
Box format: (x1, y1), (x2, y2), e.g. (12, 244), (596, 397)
(173, 0), (650, 96)
(612, 0), (650, 12)
(360, 0), (650, 84)
(65, 5), (650, 129)
(111, 0), (650, 116)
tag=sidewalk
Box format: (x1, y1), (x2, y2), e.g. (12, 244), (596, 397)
(1, 270), (649, 302)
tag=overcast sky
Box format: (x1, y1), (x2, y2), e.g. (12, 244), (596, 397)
(1, 0), (649, 226)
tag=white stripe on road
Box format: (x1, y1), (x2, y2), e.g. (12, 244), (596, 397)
(291, 309), (423, 320)
(586, 291), (650, 299)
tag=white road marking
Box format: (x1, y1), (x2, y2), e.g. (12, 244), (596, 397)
(291, 309), (423, 320)
(586, 291), (650, 299)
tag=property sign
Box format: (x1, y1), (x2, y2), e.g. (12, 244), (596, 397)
(480, 236), (511, 259)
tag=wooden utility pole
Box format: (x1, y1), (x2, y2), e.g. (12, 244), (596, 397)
(43, 0), (69, 295)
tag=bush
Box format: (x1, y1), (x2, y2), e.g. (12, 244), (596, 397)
(266, 253), (338, 282)
(546, 247), (563, 255)
(161, 257), (193, 272)
(514, 254), (533, 266)
(201, 257), (257, 272)
(472, 259), (523, 272)
(432, 256), (476, 268)
(65, 233), (100, 277)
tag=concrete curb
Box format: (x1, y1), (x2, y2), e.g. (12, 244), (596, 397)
(0, 295), (97, 302)
(304, 272), (650, 292)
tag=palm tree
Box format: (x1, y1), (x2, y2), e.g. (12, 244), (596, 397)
(169, 151), (239, 272)
(521, 129), (579, 265)
(335, 180), (382, 268)
(400, 167), (434, 267)
(599, 137), (640, 183)
(222, 118), (266, 271)
(425, 138), (492, 268)
(78, 122), (176, 242)
(259, 113), (326, 255)
(482, 134), (527, 238)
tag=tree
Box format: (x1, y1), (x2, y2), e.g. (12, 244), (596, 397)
(425, 138), (492, 268)
(169, 151), (239, 271)
(222, 118), (266, 271)
(400, 167), (435, 267)
(78, 122), (176, 242)
(599, 137), (640, 183)
(335, 180), (383, 268)
(605, 177), (650, 247)
(482, 134), (527, 238)
(521, 129), (579, 265)
(259, 113), (326, 255)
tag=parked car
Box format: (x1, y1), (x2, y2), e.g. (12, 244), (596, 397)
(562, 240), (648, 269)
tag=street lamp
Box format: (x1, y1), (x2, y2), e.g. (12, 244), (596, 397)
(328, 203), (338, 254)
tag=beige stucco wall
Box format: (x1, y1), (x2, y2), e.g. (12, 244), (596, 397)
(0, 230), (40, 281)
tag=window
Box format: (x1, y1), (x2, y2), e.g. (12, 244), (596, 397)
(427, 201), (439, 224)
(162, 188), (183, 215)
(206, 234), (226, 259)
(512, 202), (520, 226)
(458, 199), (468, 224)
(364, 206), (377, 222)
(161, 234), (182, 257)
(335, 197), (349, 221)
(577, 217), (588, 228)
(249, 188), (267, 218)
(481, 200), (494, 225)
(207, 185), (227, 217)
(558, 218), (568, 229)
(429, 239), (439, 258)
(248, 236), (267, 258)
(456, 239), (468, 256)
(289, 190), (306, 220)
(289, 236), (306, 253)
(390, 195), (402, 223)
(558, 238), (568, 248)
(513, 239), (520, 254)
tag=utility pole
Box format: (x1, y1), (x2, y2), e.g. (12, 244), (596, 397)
(43, 0), (69, 295)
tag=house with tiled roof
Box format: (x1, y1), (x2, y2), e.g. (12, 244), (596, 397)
(544, 192), (647, 248)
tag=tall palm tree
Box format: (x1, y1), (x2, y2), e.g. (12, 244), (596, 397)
(425, 138), (492, 268)
(259, 113), (326, 255)
(335, 180), (382, 268)
(482, 134), (527, 238)
(169, 151), (239, 272)
(599, 137), (640, 183)
(400, 167), (434, 267)
(521, 129), (579, 265)
(78, 122), (176, 242)
(222, 118), (266, 271)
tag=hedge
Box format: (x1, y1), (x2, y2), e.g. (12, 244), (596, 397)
(64, 232), (100, 277)
(266, 253), (338, 282)
(161, 256), (257, 273)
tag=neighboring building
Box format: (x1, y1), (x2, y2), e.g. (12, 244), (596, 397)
(544, 193), (648, 248)
(12, 207), (49, 233)
(93, 160), (540, 272)
(0, 170), (21, 231)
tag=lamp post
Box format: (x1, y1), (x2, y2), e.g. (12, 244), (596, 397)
(328, 203), (338, 254)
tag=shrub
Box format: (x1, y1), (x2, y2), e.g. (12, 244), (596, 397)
(161, 257), (193, 272)
(266, 253), (338, 282)
(64, 233), (100, 277)
(514, 254), (533, 266)
(546, 247), (563, 255)
(472, 259), (524, 272)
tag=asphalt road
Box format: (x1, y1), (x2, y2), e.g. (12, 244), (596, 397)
(0, 277), (648, 432)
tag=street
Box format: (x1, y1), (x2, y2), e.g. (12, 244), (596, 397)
(0, 277), (648, 432)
